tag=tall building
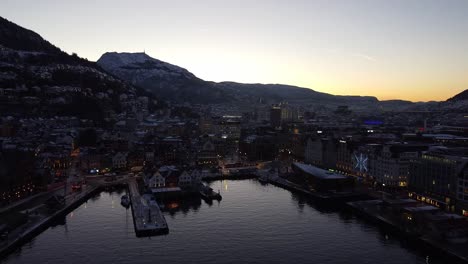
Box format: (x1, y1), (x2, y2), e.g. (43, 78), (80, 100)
(370, 144), (428, 187)
(408, 147), (468, 214)
(270, 103), (299, 128)
(336, 138), (359, 175)
(270, 106), (282, 128)
(281, 104), (299, 123)
(304, 137), (337, 169)
(218, 116), (241, 139)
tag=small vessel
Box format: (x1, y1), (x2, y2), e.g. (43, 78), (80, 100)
(121, 195), (131, 207)
(199, 186), (222, 201)
(258, 175), (269, 184)
(257, 170), (271, 184)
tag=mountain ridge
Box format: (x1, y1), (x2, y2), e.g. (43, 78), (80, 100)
(97, 52), (383, 108)
(1, 16), (465, 113)
(0, 16), (61, 54)
(447, 89), (468, 102)
(98, 51), (468, 111)
(0, 16), (160, 122)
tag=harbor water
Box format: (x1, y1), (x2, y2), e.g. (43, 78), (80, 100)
(1, 180), (443, 264)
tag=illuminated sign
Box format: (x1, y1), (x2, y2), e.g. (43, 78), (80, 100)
(353, 153), (368, 173)
(364, 120), (383, 125)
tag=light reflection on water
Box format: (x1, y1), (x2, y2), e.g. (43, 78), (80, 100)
(2, 180), (442, 264)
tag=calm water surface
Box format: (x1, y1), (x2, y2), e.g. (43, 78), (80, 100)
(2, 180), (441, 264)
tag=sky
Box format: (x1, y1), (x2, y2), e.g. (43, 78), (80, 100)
(1, 0), (467, 102)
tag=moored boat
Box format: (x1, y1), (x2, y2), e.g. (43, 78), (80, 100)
(121, 195), (131, 207)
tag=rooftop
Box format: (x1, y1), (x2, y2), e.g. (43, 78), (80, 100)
(151, 187), (182, 193)
(293, 162), (347, 180)
(403, 205), (440, 213)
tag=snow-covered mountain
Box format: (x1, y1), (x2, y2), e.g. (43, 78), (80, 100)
(97, 52), (232, 103)
(99, 52), (463, 112)
(0, 16), (158, 121)
(98, 52), (197, 81)
(97, 52), (386, 108)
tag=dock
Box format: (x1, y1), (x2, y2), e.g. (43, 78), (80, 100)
(128, 179), (168, 237)
(267, 175), (367, 202)
(347, 200), (468, 264)
(1, 176), (168, 258)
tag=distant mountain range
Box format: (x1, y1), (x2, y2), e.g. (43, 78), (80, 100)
(97, 52), (381, 109)
(0, 16), (466, 115)
(97, 52), (467, 112)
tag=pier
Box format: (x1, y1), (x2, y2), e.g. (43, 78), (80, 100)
(128, 179), (168, 237)
(0, 176), (169, 257)
(347, 200), (468, 264)
(265, 174), (367, 202)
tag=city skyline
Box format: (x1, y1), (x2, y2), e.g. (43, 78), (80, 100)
(1, 0), (467, 102)
(1, 3), (468, 263)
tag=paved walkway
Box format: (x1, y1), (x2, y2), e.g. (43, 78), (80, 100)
(0, 192), (51, 215)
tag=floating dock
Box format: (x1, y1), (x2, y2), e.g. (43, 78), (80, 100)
(128, 179), (168, 237)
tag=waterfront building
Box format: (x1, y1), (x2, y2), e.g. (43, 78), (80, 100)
(197, 139), (218, 167)
(370, 144), (428, 188)
(289, 132), (306, 161)
(304, 137), (337, 169)
(336, 137), (359, 175)
(178, 170), (192, 187)
(147, 171), (166, 188)
(291, 162), (354, 192)
(239, 134), (277, 161)
(351, 144), (379, 179)
(408, 147), (468, 214)
(190, 169), (203, 184)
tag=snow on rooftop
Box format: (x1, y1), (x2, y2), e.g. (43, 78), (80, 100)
(293, 162), (347, 180)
